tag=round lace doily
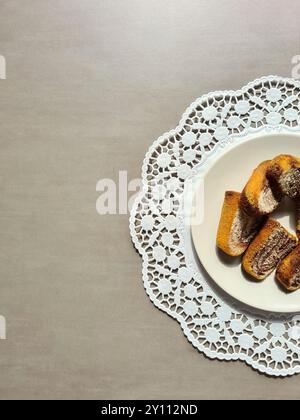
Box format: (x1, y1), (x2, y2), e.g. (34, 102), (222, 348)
(130, 76), (300, 377)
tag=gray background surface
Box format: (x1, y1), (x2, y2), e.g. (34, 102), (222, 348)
(0, 0), (299, 400)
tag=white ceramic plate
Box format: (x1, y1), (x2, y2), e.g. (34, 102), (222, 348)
(191, 132), (300, 313)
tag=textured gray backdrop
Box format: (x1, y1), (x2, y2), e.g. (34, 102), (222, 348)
(0, 0), (299, 400)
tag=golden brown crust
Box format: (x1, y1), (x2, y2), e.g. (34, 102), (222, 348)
(216, 191), (261, 257)
(267, 154), (300, 174)
(217, 192), (240, 256)
(241, 160), (281, 216)
(242, 219), (297, 281)
(276, 245), (300, 292)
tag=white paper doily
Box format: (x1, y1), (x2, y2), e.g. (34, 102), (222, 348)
(130, 76), (300, 377)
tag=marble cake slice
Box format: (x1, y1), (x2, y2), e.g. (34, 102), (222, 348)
(216, 191), (263, 257)
(242, 219), (297, 281)
(267, 154), (300, 199)
(276, 244), (300, 292)
(241, 160), (282, 217)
